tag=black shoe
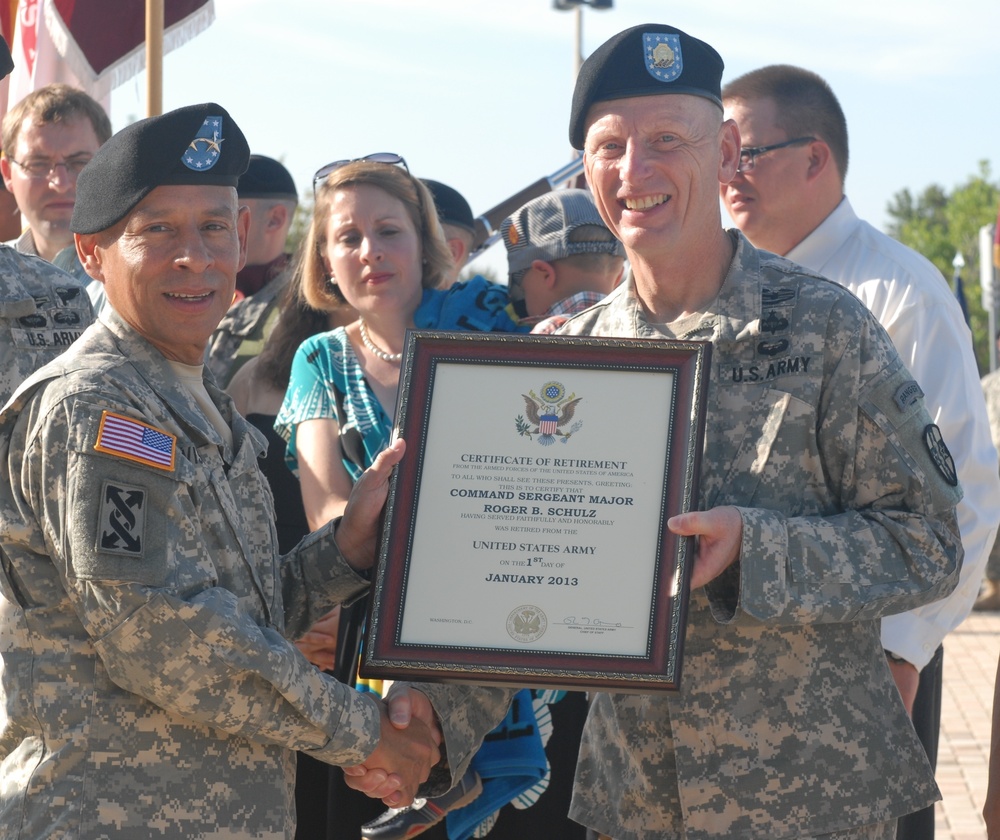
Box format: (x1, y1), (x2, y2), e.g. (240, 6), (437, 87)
(361, 769), (483, 840)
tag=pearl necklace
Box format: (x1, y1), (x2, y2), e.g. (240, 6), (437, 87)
(359, 319), (402, 363)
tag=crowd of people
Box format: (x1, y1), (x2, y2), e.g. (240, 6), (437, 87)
(0, 20), (998, 840)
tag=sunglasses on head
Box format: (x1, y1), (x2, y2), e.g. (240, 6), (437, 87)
(312, 153), (409, 192)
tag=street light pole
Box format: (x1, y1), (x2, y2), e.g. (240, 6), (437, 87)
(981, 225), (999, 371)
(952, 251), (970, 327)
(553, 0), (613, 79)
(573, 5), (583, 78)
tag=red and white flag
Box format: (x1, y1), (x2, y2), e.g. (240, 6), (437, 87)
(0, 0), (214, 119)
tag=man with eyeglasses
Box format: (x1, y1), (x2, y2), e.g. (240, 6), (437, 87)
(0, 65), (96, 403)
(356, 25), (966, 840)
(1, 85), (110, 274)
(721, 65), (1000, 840)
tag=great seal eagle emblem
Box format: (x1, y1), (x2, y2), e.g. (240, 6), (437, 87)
(515, 380), (583, 446)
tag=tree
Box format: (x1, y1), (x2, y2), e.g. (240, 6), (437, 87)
(286, 192), (314, 256)
(886, 160), (999, 373)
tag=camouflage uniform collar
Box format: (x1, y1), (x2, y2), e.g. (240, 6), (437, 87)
(218, 268), (290, 337)
(98, 307), (233, 451)
(235, 252), (291, 298)
(619, 229), (752, 343)
(0, 246), (47, 315)
(713, 229), (765, 343)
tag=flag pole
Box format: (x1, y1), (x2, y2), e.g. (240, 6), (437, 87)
(145, 0), (164, 116)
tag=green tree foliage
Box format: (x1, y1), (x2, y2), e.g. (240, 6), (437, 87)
(286, 192), (314, 256)
(886, 160), (999, 373)
(461, 263), (501, 285)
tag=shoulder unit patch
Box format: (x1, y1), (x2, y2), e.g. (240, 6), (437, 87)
(99, 480), (146, 557)
(924, 423), (958, 487)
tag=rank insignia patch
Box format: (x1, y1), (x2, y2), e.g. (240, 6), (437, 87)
(643, 33), (683, 83)
(182, 115), (224, 171)
(99, 481), (146, 556)
(95, 411), (176, 470)
(924, 424), (958, 487)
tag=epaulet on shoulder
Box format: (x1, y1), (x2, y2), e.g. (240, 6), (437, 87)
(2, 244), (66, 275)
(756, 249), (826, 284)
(9, 346), (132, 415)
(757, 249), (863, 301)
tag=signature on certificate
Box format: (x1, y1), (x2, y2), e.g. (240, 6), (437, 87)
(562, 615), (623, 628)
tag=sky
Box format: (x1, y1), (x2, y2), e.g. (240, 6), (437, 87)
(109, 0), (1000, 275)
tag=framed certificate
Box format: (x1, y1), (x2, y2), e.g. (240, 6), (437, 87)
(361, 331), (711, 692)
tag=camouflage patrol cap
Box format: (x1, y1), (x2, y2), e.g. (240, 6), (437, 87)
(569, 24), (724, 150)
(71, 102), (250, 234)
(502, 188), (622, 299)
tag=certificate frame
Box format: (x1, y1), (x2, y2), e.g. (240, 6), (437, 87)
(361, 331), (711, 693)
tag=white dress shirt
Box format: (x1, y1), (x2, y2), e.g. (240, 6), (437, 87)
(787, 196), (1000, 669)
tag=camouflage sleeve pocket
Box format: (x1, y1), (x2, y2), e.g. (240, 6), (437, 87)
(859, 360), (963, 510)
(63, 400), (196, 585)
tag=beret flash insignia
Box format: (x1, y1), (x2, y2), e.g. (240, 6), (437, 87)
(644, 33), (683, 82)
(183, 116), (224, 172)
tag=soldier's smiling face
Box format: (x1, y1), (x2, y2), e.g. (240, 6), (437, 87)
(77, 184), (250, 364)
(583, 94), (738, 263)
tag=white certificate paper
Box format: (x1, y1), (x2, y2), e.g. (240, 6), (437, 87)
(400, 363), (672, 657)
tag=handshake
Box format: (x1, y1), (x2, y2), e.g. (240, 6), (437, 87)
(332, 440), (445, 808)
(344, 684), (443, 808)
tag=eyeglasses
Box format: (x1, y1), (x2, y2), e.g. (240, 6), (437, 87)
(7, 154), (93, 179)
(312, 153), (409, 192)
(737, 136), (815, 173)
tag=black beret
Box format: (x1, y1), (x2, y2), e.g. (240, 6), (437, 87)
(0, 37), (13, 82)
(238, 154), (298, 200)
(422, 179), (475, 234)
(71, 102), (250, 234)
(569, 24), (724, 150)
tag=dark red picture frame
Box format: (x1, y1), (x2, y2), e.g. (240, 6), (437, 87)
(361, 331), (711, 692)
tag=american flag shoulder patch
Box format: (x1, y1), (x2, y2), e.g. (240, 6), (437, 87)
(94, 411), (176, 471)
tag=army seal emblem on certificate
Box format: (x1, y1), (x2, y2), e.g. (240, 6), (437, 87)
(507, 605), (548, 644)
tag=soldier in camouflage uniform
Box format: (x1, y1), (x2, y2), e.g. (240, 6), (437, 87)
(354, 24), (965, 840)
(0, 246), (94, 405)
(205, 154), (299, 388)
(0, 103), (439, 839)
(205, 267), (288, 386)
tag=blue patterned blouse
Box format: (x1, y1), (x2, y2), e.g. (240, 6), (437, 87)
(275, 275), (525, 477)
